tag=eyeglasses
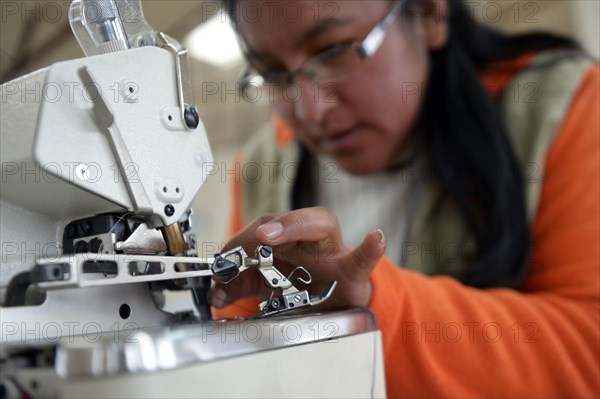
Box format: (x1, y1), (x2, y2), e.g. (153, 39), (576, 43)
(238, 0), (405, 91)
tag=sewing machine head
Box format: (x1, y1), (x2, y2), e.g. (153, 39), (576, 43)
(1, 0), (336, 334)
(0, 0), (217, 323)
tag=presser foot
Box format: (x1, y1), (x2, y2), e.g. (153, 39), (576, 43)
(258, 281), (338, 317)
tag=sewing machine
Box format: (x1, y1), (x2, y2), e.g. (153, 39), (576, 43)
(0, 1), (385, 397)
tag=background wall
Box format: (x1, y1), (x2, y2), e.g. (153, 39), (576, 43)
(1, 0), (598, 249)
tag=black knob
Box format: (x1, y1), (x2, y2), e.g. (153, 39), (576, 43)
(184, 107), (199, 129)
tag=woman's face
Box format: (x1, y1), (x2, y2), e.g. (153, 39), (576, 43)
(237, 0), (444, 174)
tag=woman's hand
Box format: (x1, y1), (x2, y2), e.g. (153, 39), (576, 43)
(209, 207), (386, 310)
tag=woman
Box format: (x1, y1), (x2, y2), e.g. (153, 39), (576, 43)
(209, 0), (599, 397)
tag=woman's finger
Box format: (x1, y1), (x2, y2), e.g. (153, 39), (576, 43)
(340, 229), (386, 284)
(256, 207), (342, 246)
(222, 213), (277, 254)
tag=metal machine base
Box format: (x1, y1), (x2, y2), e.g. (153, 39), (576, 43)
(1, 308), (386, 398)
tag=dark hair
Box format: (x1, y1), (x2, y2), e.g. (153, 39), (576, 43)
(223, 0), (580, 288)
(413, 0), (579, 288)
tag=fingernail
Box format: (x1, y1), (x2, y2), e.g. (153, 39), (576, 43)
(211, 288), (226, 309)
(259, 222), (284, 240)
(376, 229), (385, 246)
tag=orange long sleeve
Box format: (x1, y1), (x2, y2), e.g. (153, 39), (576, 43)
(369, 65), (600, 397)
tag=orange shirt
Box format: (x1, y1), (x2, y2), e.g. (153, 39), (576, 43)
(221, 60), (600, 397)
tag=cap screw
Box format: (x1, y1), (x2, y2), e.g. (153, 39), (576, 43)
(259, 246), (273, 258)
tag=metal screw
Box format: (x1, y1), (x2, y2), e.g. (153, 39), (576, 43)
(271, 299), (280, 309)
(164, 204), (175, 217)
(52, 266), (62, 279)
(294, 294), (301, 303)
(272, 278), (278, 285)
(260, 246), (272, 258)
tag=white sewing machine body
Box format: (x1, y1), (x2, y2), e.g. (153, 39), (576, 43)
(0, 1), (385, 397)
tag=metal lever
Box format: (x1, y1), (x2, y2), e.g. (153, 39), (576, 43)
(156, 32), (199, 130)
(288, 266), (312, 284)
(78, 66), (153, 216)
